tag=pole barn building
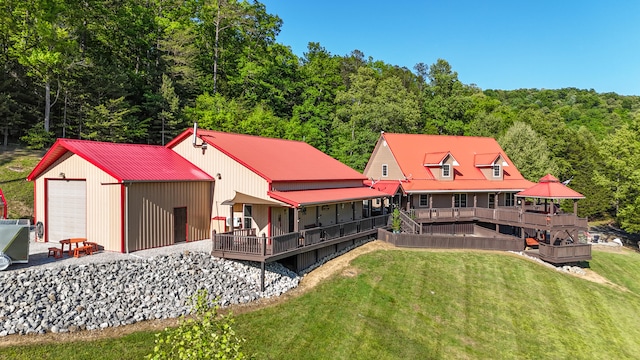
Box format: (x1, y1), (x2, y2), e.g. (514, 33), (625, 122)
(27, 139), (214, 252)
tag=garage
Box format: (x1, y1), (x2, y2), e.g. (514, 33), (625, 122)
(28, 139), (214, 252)
(46, 179), (87, 242)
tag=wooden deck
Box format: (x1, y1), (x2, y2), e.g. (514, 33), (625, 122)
(211, 214), (390, 262)
(410, 207), (588, 229)
(407, 206), (591, 263)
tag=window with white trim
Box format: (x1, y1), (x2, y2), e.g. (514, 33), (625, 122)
(382, 164), (388, 177)
(488, 194), (495, 208)
(419, 194), (429, 207)
(454, 194), (467, 207)
(243, 204), (252, 229)
(442, 164), (451, 178)
(493, 164), (501, 178)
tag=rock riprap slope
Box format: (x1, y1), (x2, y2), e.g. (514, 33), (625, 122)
(0, 252), (299, 335)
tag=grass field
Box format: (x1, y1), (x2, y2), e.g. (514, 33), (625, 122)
(1, 248), (639, 360)
(0, 147), (42, 219)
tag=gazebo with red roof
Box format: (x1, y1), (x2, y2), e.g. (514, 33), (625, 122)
(515, 174), (590, 263)
(516, 174), (585, 215)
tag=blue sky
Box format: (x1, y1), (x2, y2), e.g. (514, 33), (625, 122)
(260, 1), (640, 95)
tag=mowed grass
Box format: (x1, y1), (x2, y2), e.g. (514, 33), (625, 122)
(0, 148), (42, 219)
(2, 249), (640, 359)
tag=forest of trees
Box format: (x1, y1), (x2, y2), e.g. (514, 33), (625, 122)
(2, 0), (640, 231)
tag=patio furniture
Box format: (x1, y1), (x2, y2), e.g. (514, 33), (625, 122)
(47, 247), (63, 259)
(60, 238), (87, 256)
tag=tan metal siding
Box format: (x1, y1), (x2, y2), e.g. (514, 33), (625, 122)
(252, 204), (270, 237)
(126, 182), (211, 252)
(171, 138), (270, 231)
(271, 207), (290, 236)
(363, 137), (404, 180)
(300, 207), (316, 228)
(354, 201), (363, 220)
(337, 203), (353, 223)
(318, 204), (336, 226)
(33, 153), (122, 251)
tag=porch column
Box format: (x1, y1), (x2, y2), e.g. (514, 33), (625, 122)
(573, 200), (578, 215)
(429, 194), (433, 209)
(473, 194), (477, 208)
(316, 206), (319, 226)
(294, 208), (299, 232)
(451, 195), (455, 208)
(406, 195), (410, 211)
(229, 205), (233, 231)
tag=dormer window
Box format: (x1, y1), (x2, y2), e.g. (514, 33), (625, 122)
(493, 164), (501, 178)
(382, 164), (388, 177)
(442, 164), (451, 178)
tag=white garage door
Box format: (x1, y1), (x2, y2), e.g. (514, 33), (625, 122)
(47, 180), (87, 241)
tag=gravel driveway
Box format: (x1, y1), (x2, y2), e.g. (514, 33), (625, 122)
(4, 232), (212, 272)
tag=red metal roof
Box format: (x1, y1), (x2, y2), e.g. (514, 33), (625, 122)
(423, 152), (450, 166)
(382, 133), (535, 192)
(168, 129), (367, 183)
(516, 174), (585, 199)
(363, 180), (404, 196)
(474, 153), (500, 167)
(268, 187), (389, 207)
(27, 139), (213, 182)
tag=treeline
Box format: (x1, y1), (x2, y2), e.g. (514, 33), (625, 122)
(2, 0), (640, 231)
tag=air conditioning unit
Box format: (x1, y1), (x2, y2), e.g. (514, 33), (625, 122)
(226, 217), (242, 227)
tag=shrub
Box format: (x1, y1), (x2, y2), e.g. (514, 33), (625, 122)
(392, 208), (402, 232)
(146, 289), (250, 360)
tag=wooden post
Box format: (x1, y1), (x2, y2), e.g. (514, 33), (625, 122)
(260, 235), (267, 292)
(260, 261), (265, 292)
(294, 208), (299, 232)
(229, 205), (234, 231)
(573, 200), (578, 215)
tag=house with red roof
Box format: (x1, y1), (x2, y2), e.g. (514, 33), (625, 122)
(365, 132), (590, 263)
(27, 139), (214, 252)
(364, 132), (535, 212)
(167, 128), (390, 270)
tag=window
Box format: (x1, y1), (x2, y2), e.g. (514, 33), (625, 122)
(488, 194), (495, 208)
(243, 204), (252, 229)
(442, 164), (451, 178)
(419, 194), (429, 207)
(505, 193), (515, 207)
(382, 164), (388, 177)
(454, 194), (467, 207)
(493, 164), (501, 178)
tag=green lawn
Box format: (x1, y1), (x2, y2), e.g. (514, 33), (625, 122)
(1, 249), (640, 360)
(0, 148), (42, 219)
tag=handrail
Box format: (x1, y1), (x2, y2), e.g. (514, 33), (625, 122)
(212, 214), (390, 257)
(410, 206), (587, 229)
(399, 210), (421, 234)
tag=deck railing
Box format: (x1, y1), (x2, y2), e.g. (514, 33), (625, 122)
(538, 242), (592, 262)
(212, 214), (390, 258)
(411, 206), (587, 229)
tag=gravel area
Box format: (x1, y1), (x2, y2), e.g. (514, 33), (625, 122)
(0, 236), (300, 336)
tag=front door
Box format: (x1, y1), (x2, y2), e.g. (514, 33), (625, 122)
(489, 194), (496, 209)
(288, 208), (295, 233)
(174, 207), (187, 243)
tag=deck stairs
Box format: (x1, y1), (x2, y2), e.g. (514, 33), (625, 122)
(399, 210), (421, 234)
